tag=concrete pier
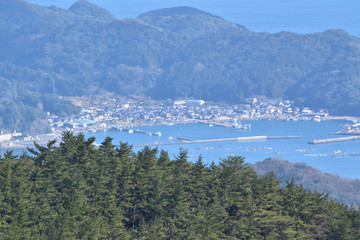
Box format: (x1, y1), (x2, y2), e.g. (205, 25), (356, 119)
(133, 135), (302, 148)
(309, 136), (360, 145)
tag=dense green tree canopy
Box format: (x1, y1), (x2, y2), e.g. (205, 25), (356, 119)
(0, 132), (359, 239)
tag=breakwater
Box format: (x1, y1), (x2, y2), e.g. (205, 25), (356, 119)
(133, 135), (302, 147)
(309, 136), (360, 145)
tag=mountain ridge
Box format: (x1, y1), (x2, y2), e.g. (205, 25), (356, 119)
(1, 0), (360, 131)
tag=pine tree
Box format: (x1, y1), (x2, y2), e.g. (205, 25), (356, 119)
(218, 156), (259, 238)
(256, 172), (295, 239)
(282, 179), (314, 239)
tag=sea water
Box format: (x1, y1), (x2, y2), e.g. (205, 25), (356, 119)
(83, 120), (360, 179)
(2, 120), (359, 179)
(29, 0), (360, 37)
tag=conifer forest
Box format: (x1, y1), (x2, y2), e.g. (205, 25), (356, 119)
(0, 132), (359, 239)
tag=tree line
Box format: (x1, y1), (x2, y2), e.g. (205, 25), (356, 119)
(0, 132), (359, 239)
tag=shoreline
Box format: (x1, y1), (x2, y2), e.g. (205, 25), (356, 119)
(0, 117), (355, 151)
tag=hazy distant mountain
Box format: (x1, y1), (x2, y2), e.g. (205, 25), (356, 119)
(68, 0), (115, 21)
(1, 0), (360, 131)
(252, 158), (360, 207)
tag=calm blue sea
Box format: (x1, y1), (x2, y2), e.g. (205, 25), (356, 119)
(82, 120), (360, 180)
(29, 0), (360, 37)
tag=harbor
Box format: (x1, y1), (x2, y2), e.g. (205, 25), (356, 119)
(2, 120), (359, 179)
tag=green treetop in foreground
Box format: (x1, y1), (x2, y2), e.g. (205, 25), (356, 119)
(1, 132), (360, 239)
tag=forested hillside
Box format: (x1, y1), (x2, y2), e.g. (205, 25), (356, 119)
(0, 133), (360, 239)
(2, 0), (360, 131)
(252, 158), (360, 208)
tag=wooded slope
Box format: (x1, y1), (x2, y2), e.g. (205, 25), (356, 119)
(2, 1), (360, 131)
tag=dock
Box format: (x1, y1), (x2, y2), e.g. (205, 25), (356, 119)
(133, 135), (302, 148)
(309, 136), (360, 145)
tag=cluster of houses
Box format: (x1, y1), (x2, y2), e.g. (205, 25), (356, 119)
(241, 97), (329, 121)
(45, 96), (329, 134)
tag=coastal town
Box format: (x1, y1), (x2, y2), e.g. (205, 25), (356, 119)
(0, 95), (358, 149)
